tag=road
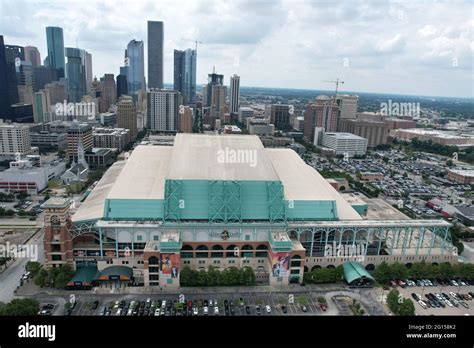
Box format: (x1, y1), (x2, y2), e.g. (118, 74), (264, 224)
(0, 232), (44, 303)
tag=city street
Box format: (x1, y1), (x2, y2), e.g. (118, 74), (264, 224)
(0, 232), (43, 303)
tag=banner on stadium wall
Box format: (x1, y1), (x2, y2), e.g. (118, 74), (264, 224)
(269, 250), (290, 277)
(160, 253), (180, 279)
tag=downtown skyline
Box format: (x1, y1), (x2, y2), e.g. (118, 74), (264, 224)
(0, 0), (472, 99)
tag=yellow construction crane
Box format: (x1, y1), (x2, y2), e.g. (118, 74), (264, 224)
(323, 78), (344, 95)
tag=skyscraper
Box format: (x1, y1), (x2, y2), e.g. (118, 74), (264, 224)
(210, 85), (226, 120)
(229, 74), (240, 114)
(117, 96), (138, 140)
(174, 48), (196, 105)
(33, 66), (59, 92)
(46, 27), (65, 78)
(44, 79), (67, 104)
(33, 89), (51, 123)
(16, 61), (34, 104)
(99, 74), (117, 111)
(24, 46), (41, 67)
(0, 35), (12, 118)
(147, 21), (164, 89)
(126, 40), (145, 101)
(65, 47), (86, 102)
(146, 90), (181, 132)
(304, 95), (340, 142)
(204, 71), (224, 107)
(336, 94), (358, 120)
(179, 106), (193, 133)
(268, 104), (291, 129)
(4, 45), (23, 106)
(84, 51), (93, 94)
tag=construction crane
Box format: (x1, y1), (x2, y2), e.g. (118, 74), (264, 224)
(181, 39), (203, 52)
(323, 78), (344, 95)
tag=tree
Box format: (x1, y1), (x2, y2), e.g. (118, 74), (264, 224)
(296, 296), (308, 306)
(241, 266), (256, 286)
(373, 262), (392, 284)
(17, 192), (29, 201)
(439, 262), (454, 278)
(398, 298), (415, 316)
(390, 262), (408, 280)
(197, 270), (207, 286)
(35, 269), (48, 287)
(0, 298), (39, 316)
(446, 159), (454, 168)
(180, 266), (193, 286)
(408, 260), (429, 279)
(25, 261), (42, 277)
(386, 289), (401, 314)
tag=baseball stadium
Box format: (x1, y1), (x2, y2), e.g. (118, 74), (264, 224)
(42, 134), (457, 288)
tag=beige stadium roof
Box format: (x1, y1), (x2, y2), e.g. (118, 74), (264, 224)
(265, 148), (362, 220)
(107, 146), (173, 199)
(71, 160), (126, 222)
(73, 134), (362, 222)
(167, 133), (279, 181)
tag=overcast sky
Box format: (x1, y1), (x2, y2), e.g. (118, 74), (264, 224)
(0, 0), (472, 98)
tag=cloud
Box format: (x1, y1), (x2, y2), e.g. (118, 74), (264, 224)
(0, 0), (471, 97)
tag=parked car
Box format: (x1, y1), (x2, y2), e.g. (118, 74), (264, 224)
(418, 300), (427, 309)
(203, 306), (208, 315)
(92, 301), (99, 310)
(281, 305), (287, 314)
(265, 305), (271, 313)
(245, 306), (251, 315)
(301, 305), (307, 312)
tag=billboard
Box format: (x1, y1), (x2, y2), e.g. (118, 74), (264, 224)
(160, 253), (180, 278)
(270, 251), (290, 277)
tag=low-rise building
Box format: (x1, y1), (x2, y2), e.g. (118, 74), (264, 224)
(360, 172), (384, 182)
(97, 112), (117, 127)
(390, 128), (474, 146)
(0, 123), (32, 160)
(246, 117), (274, 136)
(30, 131), (67, 150)
(0, 158), (48, 194)
(321, 132), (368, 157)
(447, 169), (474, 184)
(238, 107), (254, 123)
(93, 128), (130, 152)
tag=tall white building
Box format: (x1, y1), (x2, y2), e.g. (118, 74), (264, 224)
(229, 74), (240, 114)
(0, 123), (32, 159)
(147, 90), (181, 132)
(336, 94), (358, 120)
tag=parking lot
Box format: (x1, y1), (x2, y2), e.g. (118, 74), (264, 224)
(33, 291), (342, 317)
(393, 280), (474, 316)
